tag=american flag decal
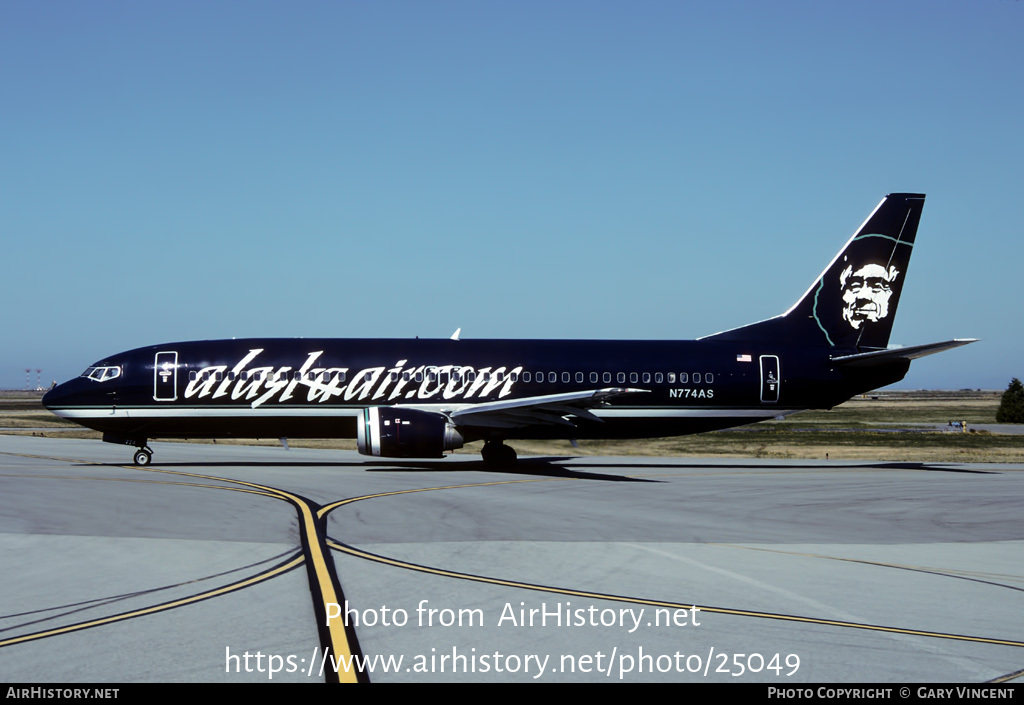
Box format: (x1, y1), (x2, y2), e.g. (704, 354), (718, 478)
(737, 354), (752, 362)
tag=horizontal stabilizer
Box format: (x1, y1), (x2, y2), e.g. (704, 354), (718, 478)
(830, 339), (977, 367)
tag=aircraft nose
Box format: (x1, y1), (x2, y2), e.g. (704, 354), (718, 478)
(42, 378), (87, 411)
(42, 381), (69, 410)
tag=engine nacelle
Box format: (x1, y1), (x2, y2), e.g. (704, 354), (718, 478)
(357, 407), (465, 458)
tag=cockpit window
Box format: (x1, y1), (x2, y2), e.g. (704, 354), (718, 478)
(81, 366), (122, 382)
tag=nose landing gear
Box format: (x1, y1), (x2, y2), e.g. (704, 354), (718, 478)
(133, 446), (154, 466)
(101, 433), (155, 466)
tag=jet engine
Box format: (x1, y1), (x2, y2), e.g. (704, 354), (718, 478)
(356, 407), (465, 458)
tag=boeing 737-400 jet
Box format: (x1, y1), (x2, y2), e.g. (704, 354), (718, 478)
(43, 193), (975, 466)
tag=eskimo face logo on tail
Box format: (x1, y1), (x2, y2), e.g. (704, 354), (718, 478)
(839, 262), (899, 330)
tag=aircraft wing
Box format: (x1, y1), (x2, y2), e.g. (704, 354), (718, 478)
(831, 339), (978, 368)
(443, 388), (649, 429)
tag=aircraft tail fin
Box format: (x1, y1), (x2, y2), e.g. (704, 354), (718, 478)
(704, 193), (926, 350)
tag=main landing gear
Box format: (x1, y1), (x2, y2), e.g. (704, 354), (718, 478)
(481, 441), (517, 467)
(133, 446), (154, 466)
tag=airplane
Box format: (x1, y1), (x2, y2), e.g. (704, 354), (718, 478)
(43, 193), (975, 467)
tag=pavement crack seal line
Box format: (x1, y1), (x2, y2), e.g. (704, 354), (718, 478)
(0, 552), (305, 648)
(700, 544), (1024, 683)
(0, 452), (366, 684)
(709, 542), (1024, 593)
(320, 482), (1024, 652)
(2, 547), (297, 631)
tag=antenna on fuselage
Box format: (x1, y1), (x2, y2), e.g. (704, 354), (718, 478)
(450, 328), (462, 341)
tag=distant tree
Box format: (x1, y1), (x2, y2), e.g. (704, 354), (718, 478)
(996, 378), (1024, 423)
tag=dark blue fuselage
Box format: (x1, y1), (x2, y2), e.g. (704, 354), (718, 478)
(43, 336), (905, 443)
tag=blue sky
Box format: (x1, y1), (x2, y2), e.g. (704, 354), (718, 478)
(2, 1), (1020, 390)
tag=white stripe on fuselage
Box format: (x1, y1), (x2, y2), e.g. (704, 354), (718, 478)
(48, 406), (794, 421)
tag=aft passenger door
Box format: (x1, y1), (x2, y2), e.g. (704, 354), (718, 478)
(760, 355), (780, 403)
(154, 351), (178, 401)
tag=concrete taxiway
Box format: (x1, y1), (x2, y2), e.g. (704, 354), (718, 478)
(1, 435), (1021, 683)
